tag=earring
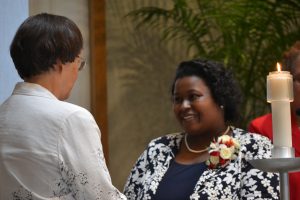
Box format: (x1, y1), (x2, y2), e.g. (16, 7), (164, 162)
(220, 105), (224, 109)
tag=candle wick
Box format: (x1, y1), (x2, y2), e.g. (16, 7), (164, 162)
(276, 62), (282, 72)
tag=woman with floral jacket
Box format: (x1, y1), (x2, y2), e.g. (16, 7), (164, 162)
(124, 59), (279, 200)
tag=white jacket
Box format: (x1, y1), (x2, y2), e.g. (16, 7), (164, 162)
(0, 82), (126, 200)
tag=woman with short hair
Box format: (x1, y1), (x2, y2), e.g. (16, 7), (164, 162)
(0, 13), (126, 200)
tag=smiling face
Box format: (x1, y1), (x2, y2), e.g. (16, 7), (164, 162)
(172, 76), (225, 136)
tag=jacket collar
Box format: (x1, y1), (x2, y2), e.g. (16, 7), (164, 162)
(12, 82), (57, 100)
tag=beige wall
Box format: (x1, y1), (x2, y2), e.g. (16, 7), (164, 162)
(106, 0), (189, 190)
(29, 0), (91, 110)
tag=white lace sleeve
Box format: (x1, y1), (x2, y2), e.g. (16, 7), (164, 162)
(57, 109), (126, 200)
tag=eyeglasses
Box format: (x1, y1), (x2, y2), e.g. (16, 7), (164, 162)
(77, 56), (86, 71)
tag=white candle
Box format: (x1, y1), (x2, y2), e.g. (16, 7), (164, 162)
(267, 63), (293, 147)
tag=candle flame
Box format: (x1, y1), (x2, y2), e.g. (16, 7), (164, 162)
(276, 62), (282, 72)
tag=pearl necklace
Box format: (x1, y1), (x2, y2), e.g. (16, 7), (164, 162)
(184, 126), (231, 154)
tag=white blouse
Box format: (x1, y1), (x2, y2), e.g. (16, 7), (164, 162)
(0, 82), (126, 200)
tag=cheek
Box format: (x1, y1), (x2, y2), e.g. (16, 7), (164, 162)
(73, 73), (79, 83)
(70, 69), (79, 84)
(205, 103), (223, 119)
(65, 70), (78, 91)
(173, 105), (180, 117)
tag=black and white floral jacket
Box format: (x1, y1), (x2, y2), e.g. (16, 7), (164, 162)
(124, 128), (279, 200)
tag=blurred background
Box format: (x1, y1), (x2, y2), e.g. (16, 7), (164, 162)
(1, 0), (300, 190)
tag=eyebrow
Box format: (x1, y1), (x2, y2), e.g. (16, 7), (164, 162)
(173, 89), (203, 95)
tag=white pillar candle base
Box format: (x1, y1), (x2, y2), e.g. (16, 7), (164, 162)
(272, 146), (295, 158)
(271, 101), (293, 147)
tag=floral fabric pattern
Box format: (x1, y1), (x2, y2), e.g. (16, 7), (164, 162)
(123, 128), (279, 200)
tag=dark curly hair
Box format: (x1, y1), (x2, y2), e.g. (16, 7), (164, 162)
(282, 41), (300, 73)
(171, 59), (242, 123)
(10, 13), (83, 79)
